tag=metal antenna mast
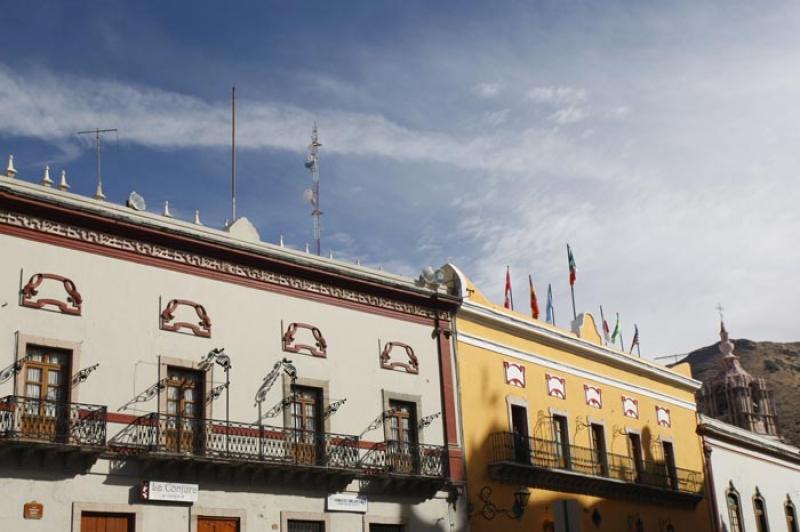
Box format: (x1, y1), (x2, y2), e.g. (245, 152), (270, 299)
(304, 124), (322, 255)
(77, 128), (117, 200)
(231, 86), (237, 222)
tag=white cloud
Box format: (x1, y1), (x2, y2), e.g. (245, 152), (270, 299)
(549, 106), (588, 125)
(471, 81), (503, 98)
(526, 86), (588, 106)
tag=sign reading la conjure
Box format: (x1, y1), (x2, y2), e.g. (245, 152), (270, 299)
(141, 481), (199, 503)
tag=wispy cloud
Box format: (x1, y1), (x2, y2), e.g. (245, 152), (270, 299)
(526, 86), (588, 106)
(471, 81), (503, 98)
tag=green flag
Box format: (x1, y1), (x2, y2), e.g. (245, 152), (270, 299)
(611, 313), (621, 343)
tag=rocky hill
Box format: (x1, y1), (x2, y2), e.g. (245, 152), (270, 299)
(676, 338), (800, 446)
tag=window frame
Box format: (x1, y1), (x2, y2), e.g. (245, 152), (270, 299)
(281, 511), (329, 532)
(786, 496), (799, 532)
(14, 334), (80, 403)
(726, 483), (745, 532)
(753, 488), (770, 532)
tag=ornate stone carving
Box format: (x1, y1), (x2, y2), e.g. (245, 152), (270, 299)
(380, 341), (419, 374)
(0, 210), (446, 321)
(160, 298), (212, 338)
(282, 322), (327, 358)
(20, 272), (83, 315)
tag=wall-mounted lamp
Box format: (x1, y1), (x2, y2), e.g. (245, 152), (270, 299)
(478, 485), (531, 520)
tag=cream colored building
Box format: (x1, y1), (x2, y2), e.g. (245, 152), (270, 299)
(0, 168), (465, 531)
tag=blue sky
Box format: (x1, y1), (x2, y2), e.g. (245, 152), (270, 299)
(2, 1), (800, 357)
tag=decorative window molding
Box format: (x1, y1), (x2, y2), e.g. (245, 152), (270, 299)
(622, 396), (639, 419)
(546, 373), (566, 399)
(160, 299), (211, 338)
(584, 384), (602, 408)
(282, 322), (327, 358)
(20, 272), (82, 315)
(380, 342), (419, 374)
(726, 482), (745, 532)
(655, 405), (672, 427)
(503, 361), (525, 387)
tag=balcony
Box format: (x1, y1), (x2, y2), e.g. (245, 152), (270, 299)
(358, 440), (448, 497)
(488, 432), (703, 508)
(109, 412), (360, 489)
(0, 395), (107, 470)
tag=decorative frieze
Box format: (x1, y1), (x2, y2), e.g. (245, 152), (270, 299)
(0, 210), (446, 321)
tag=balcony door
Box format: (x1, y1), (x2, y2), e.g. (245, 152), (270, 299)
(662, 441), (678, 489)
(590, 424), (608, 476)
(387, 400), (418, 473)
(627, 432), (644, 482)
(290, 386), (323, 465)
(165, 367), (205, 453)
(510, 404), (530, 464)
(21, 345), (71, 441)
(552, 415), (570, 469)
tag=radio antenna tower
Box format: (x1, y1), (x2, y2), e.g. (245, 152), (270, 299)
(77, 128), (118, 200)
(303, 123), (322, 255)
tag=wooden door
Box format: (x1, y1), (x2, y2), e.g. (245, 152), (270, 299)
(80, 512), (134, 532)
(387, 400), (418, 473)
(21, 346), (70, 441)
(197, 516), (240, 532)
(290, 386), (322, 464)
(164, 367), (204, 453)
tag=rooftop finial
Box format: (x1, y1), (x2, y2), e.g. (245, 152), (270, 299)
(5, 155), (17, 178)
(41, 165), (53, 187)
(279, 235), (285, 247)
(305, 243), (310, 254)
(58, 170), (70, 191)
(329, 249), (334, 259)
(94, 179), (106, 200)
(194, 210), (203, 225)
(163, 201), (172, 218)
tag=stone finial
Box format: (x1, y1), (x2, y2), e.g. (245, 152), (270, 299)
(5, 155), (17, 178)
(719, 320), (735, 357)
(163, 201), (173, 217)
(279, 235), (285, 247)
(356, 258), (361, 266)
(305, 243), (310, 254)
(58, 170), (70, 191)
(194, 210), (202, 225)
(94, 180), (106, 200)
(329, 250), (334, 259)
(41, 165), (54, 187)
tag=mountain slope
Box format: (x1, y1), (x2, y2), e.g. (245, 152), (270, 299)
(677, 338), (800, 445)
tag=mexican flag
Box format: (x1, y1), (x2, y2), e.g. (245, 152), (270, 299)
(567, 244), (577, 287)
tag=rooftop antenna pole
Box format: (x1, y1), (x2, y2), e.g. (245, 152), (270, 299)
(231, 86), (237, 222)
(304, 123), (322, 255)
(77, 128), (117, 200)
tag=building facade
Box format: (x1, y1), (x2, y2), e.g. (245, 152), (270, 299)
(696, 323), (800, 532)
(442, 265), (712, 532)
(0, 170), (466, 531)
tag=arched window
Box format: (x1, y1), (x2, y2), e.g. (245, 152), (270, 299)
(753, 488), (770, 532)
(786, 496), (799, 532)
(727, 484), (745, 532)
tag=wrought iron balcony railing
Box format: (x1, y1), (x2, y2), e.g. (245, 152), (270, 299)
(359, 439), (447, 478)
(109, 412), (360, 469)
(0, 395), (107, 447)
(490, 432), (703, 495)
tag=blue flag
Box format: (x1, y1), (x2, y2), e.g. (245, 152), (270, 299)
(546, 283), (555, 325)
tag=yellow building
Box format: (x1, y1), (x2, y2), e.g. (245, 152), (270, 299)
(442, 265), (712, 532)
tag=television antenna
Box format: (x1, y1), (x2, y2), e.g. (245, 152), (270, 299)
(77, 128), (118, 200)
(303, 123), (322, 256)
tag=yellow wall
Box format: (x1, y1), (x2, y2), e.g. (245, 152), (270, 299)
(456, 283), (712, 532)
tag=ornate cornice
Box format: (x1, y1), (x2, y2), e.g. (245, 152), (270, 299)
(0, 209), (448, 321)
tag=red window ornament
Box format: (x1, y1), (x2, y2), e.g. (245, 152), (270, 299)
(546, 374), (566, 399)
(282, 322), (327, 358)
(20, 273), (83, 315)
(584, 385), (602, 408)
(380, 342), (419, 374)
(160, 299), (211, 338)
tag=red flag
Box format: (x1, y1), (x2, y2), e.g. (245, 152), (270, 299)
(504, 267), (513, 309)
(567, 244), (577, 287)
(529, 275), (540, 319)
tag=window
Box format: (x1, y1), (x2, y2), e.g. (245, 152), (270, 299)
(387, 400), (418, 473)
(164, 366), (205, 453)
(787, 497), (799, 532)
(20, 345), (71, 439)
(552, 415), (570, 469)
(287, 520), (324, 532)
(627, 432), (644, 481)
(754, 490), (770, 532)
(290, 386), (323, 465)
(727, 486), (745, 532)
(662, 441), (678, 489)
(590, 424), (608, 476)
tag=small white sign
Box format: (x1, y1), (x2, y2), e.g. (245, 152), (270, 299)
(326, 493), (368, 513)
(141, 481), (199, 503)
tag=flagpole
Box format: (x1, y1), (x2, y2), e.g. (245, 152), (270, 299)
(567, 244), (577, 320)
(599, 305), (607, 345)
(507, 266), (514, 310)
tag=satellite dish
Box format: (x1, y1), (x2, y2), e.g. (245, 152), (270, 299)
(302, 188), (314, 203)
(127, 191), (146, 211)
(421, 266), (435, 283)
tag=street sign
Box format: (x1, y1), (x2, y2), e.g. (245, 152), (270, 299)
(141, 481), (199, 503)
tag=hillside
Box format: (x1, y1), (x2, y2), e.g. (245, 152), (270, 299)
(677, 338), (800, 446)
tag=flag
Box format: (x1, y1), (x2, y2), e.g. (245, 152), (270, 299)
(602, 315), (611, 345)
(545, 283), (555, 324)
(567, 244), (577, 287)
(629, 324), (640, 354)
(611, 313), (621, 344)
(504, 266), (513, 310)
(529, 275), (540, 319)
